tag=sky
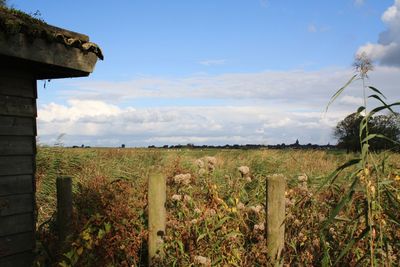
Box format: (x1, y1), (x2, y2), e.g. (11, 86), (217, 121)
(8, 0), (400, 147)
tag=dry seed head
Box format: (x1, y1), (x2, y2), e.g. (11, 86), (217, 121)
(238, 166), (250, 177)
(253, 223), (265, 232)
(298, 174), (308, 182)
(354, 52), (373, 78)
(204, 156), (217, 165)
(173, 173), (191, 185)
(194, 255), (211, 266)
(195, 159), (205, 169)
(172, 194), (182, 201)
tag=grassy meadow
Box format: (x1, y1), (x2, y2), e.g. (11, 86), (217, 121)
(34, 147), (400, 266)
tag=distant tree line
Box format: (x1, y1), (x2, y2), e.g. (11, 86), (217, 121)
(334, 112), (400, 152)
(148, 141), (336, 150)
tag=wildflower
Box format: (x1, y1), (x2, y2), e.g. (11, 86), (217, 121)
(204, 156), (217, 166)
(173, 173), (191, 185)
(194, 208), (201, 214)
(285, 197), (294, 207)
(204, 208), (216, 217)
(238, 166), (250, 177)
(194, 255), (211, 266)
(183, 195), (192, 202)
(254, 223), (265, 232)
(236, 202), (245, 210)
(171, 194), (182, 201)
(249, 204), (264, 214)
(312, 238), (320, 248)
(195, 159), (205, 169)
(298, 174), (308, 182)
(204, 156), (217, 171)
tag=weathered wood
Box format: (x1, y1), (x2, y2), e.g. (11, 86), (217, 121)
(0, 175), (33, 196)
(266, 174), (286, 266)
(0, 116), (35, 136)
(0, 194), (33, 216)
(57, 176), (73, 246)
(0, 136), (34, 155)
(0, 213), (33, 236)
(148, 173), (166, 265)
(0, 32), (98, 75)
(0, 73), (35, 98)
(0, 251), (33, 267)
(0, 232), (34, 257)
(0, 95), (36, 117)
(0, 116), (34, 136)
(0, 156), (34, 176)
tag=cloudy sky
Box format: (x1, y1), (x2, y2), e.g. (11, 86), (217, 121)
(10, 0), (400, 147)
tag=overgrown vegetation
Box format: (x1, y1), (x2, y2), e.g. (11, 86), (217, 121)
(323, 53), (400, 266)
(34, 146), (400, 266)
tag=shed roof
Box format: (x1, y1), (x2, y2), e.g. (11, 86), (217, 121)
(0, 6), (103, 79)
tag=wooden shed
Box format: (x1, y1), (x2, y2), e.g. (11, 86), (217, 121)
(0, 7), (102, 266)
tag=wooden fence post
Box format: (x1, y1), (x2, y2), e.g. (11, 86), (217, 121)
(56, 176), (73, 247)
(148, 173), (166, 266)
(266, 174), (286, 266)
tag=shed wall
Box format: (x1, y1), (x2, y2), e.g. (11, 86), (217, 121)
(0, 69), (36, 266)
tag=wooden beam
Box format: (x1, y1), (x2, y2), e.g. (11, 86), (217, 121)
(0, 116), (35, 136)
(0, 232), (34, 257)
(0, 194), (33, 216)
(0, 73), (34, 98)
(0, 32), (98, 76)
(0, 175), (33, 196)
(0, 95), (36, 117)
(0, 156), (34, 176)
(0, 213), (33, 236)
(0, 136), (34, 155)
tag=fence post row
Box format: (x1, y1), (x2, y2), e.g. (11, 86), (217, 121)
(148, 173), (166, 266)
(266, 174), (286, 266)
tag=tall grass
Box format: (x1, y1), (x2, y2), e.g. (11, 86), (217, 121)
(323, 53), (400, 266)
(34, 145), (400, 265)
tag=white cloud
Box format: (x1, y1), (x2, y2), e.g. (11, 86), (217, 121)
(37, 66), (400, 147)
(357, 0), (400, 66)
(199, 59), (226, 66)
(62, 67), (399, 107)
(339, 95), (363, 106)
(37, 101), (344, 147)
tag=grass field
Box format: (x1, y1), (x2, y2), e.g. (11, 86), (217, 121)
(34, 147), (400, 266)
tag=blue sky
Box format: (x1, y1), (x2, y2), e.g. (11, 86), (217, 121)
(8, 0), (400, 147)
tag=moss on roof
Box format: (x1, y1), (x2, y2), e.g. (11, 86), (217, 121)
(0, 6), (103, 60)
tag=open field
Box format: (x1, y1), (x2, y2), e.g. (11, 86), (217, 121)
(34, 147), (400, 266)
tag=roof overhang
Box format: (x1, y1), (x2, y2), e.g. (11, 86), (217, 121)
(0, 31), (99, 79)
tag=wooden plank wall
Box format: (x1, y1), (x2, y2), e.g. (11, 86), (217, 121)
(0, 69), (36, 267)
